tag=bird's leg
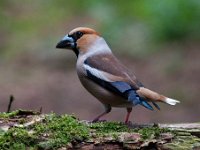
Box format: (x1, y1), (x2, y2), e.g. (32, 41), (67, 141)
(92, 104), (111, 122)
(125, 107), (132, 124)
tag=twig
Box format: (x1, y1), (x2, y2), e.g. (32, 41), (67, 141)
(7, 95), (14, 113)
(39, 107), (43, 113)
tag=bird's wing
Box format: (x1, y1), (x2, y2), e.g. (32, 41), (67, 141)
(83, 54), (157, 110)
(84, 54), (142, 88)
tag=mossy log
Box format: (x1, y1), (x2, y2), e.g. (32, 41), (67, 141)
(0, 110), (199, 149)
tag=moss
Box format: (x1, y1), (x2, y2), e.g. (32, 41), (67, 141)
(34, 114), (89, 149)
(0, 110), (40, 118)
(0, 110), (199, 149)
(0, 112), (89, 149)
(0, 127), (37, 149)
(165, 135), (200, 149)
(138, 127), (170, 140)
(89, 122), (130, 134)
(88, 122), (133, 141)
(0, 110), (20, 118)
(89, 122), (171, 140)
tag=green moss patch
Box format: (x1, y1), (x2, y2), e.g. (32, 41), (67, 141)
(0, 110), (199, 149)
(0, 112), (89, 149)
(89, 122), (130, 133)
(34, 114), (89, 149)
(138, 126), (170, 140)
(0, 110), (40, 118)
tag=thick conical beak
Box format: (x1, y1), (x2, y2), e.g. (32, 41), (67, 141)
(56, 35), (75, 49)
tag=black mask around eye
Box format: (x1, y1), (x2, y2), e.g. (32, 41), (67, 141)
(70, 31), (84, 41)
(76, 31), (84, 39)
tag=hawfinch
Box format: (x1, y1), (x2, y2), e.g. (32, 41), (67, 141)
(56, 27), (180, 123)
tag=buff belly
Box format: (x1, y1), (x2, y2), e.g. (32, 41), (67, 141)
(78, 75), (133, 107)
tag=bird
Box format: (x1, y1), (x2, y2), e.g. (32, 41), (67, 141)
(56, 27), (180, 123)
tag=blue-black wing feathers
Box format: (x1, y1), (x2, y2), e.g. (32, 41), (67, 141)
(85, 68), (157, 110)
(152, 102), (160, 110)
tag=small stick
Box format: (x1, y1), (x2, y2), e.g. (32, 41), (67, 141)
(39, 107), (43, 113)
(7, 95), (14, 113)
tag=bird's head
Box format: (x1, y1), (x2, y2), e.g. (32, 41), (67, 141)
(56, 27), (101, 57)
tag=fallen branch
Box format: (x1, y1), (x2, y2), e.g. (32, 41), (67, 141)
(0, 110), (199, 150)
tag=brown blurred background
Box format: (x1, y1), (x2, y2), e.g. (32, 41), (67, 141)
(0, 0), (200, 123)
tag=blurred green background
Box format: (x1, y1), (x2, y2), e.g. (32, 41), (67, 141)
(0, 0), (200, 123)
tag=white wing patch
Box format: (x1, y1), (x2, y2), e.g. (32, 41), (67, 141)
(83, 64), (112, 82)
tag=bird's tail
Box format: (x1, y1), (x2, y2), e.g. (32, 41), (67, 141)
(163, 97), (180, 105)
(137, 87), (180, 105)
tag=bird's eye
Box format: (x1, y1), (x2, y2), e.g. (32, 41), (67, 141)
(76, 31), (84, 39)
